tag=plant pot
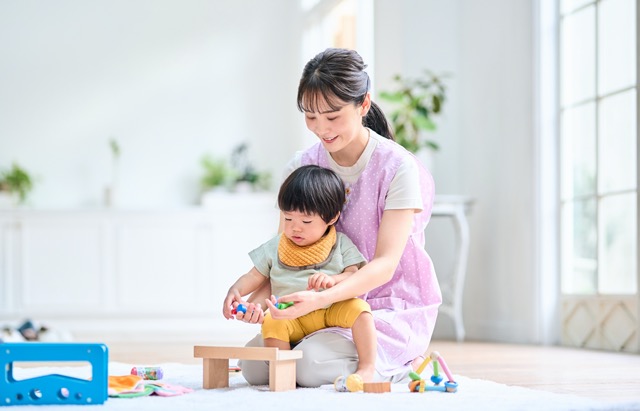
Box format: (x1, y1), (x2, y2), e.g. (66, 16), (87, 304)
(0, 191), (18, 208)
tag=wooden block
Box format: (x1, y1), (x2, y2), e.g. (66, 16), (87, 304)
(363, 382), (391, 393)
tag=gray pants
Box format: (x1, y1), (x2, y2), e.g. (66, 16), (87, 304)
(238, 332), (411, 387)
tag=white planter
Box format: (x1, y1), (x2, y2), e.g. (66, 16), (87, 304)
(0, 191), (18, 208)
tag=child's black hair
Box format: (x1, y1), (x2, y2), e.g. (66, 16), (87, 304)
(278, 165), (345, 224)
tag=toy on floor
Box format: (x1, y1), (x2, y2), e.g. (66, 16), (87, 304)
(0, 342), (109, 406)
(363, 381), (391, 393)
(1, 319), (73, 343)
(408, 351), (458, 393)
(108, 375), (192, 398)
(334, 373), (364, 392)
(131, 366), (164, 380)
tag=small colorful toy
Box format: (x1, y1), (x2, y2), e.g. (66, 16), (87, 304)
(334, 373), (363, 392)
(131, 367), (164, 380)
(231, 304), (247, 315)
(408, 351), (458, 393)
(274, 296), (294, 310)
(276, 301), (294, 309)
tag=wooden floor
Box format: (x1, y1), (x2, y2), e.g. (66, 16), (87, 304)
(107, 339), (640, 403)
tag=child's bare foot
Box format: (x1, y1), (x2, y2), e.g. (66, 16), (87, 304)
(354, 365), (375, 383)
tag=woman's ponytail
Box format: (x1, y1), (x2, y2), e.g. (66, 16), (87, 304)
(364, 101), (395, 140)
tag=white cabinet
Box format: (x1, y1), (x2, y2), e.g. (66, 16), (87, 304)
(0, 193), (279, 342)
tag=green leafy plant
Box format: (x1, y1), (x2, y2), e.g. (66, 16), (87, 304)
(379, 70), (448, 153)
(200, 155), (234, 190)
(201, 143), (272, 193)
(0, 163), (34, 203)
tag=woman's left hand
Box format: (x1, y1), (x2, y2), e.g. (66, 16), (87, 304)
(265, 290), (326, 320)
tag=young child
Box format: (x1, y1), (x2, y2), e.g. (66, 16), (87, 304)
(222, 164), (377, 382)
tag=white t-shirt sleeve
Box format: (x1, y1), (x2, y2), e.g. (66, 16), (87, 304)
(384, 157), (423, 212)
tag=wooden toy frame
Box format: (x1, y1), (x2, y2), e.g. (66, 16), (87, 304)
(194, 346), (302, 392)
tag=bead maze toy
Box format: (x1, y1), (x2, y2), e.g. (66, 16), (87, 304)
(0, 342), (109, 406)
(408, 351), (458, 393)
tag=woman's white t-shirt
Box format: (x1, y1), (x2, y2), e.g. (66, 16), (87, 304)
(283, 130), (423, 212)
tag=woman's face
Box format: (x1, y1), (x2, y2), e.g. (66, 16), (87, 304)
(303, 94), (370, 155)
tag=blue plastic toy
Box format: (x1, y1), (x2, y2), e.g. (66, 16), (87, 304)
(0, 342), (109, 406)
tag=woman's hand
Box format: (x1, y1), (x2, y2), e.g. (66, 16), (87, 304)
(307, 272), (336, 291)
(265, 290), (326, 320)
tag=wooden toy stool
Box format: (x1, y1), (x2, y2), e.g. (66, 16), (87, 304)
(194, 346), (302, 392)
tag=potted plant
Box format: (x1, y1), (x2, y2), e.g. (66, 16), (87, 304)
(200, 154), (235, 192)
(0, 162), (34, 206)
(229, 143), (271, 192)
(379, 70), (448, 154)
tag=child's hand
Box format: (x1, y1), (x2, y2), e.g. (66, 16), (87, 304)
(222, 290), (243, 320)
(307, 272), (336, 291)
(234, 302), (265, 324)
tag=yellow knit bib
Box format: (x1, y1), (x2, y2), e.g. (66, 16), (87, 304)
(278, 226), (337, 269)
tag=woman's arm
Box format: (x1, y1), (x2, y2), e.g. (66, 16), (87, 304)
(266, 208), (415, 318)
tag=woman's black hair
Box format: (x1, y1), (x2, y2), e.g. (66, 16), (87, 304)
(278, 165), (345, 224)
(297, 48), (395, 140)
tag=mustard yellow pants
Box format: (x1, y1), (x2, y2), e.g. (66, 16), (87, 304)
(261, 298), (371, 344)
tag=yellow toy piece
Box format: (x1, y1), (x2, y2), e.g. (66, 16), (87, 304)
(346, 374), (364, 392)
(334, 373), (364, 392)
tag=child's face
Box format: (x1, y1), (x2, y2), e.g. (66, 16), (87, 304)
(282, 210), (334, 246)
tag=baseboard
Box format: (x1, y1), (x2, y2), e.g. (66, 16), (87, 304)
(1, 316), (261, 346)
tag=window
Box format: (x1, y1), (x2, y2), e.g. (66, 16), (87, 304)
(298, 0), (374, 147)
(558, 0), (638, 351)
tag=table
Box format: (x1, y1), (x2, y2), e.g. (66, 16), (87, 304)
(431, 195), (474, 342)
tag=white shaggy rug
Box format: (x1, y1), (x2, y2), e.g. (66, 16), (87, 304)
(5, 362), (639, 411)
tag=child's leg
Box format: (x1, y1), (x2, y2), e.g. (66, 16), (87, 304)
(264, 337), (291, 350)
(325, 298), (376, 382)
(262, 311), (308, 350)
(351, 311), (376, 382)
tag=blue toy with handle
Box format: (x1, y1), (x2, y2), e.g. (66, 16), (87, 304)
(0, 342), (108, 406)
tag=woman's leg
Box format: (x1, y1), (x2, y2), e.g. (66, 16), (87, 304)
(294, 332), (359, 387)
(240, 331), (413, 387)
(238, 333), (269, 385)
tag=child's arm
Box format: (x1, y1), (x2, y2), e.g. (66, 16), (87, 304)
(223, 267), (268, 319)
(307, 264), (359, 292)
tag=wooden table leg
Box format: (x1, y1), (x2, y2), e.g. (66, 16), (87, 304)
(203, 358), (230, 389)
(269, 359), (297, 392)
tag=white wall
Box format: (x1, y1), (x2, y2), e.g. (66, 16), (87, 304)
(0, 0), (302, 208)
(0, 0), (544, 344)
(375, 0), (540, 343)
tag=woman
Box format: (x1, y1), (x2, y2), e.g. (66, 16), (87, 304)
(236, 48), (441, 387)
